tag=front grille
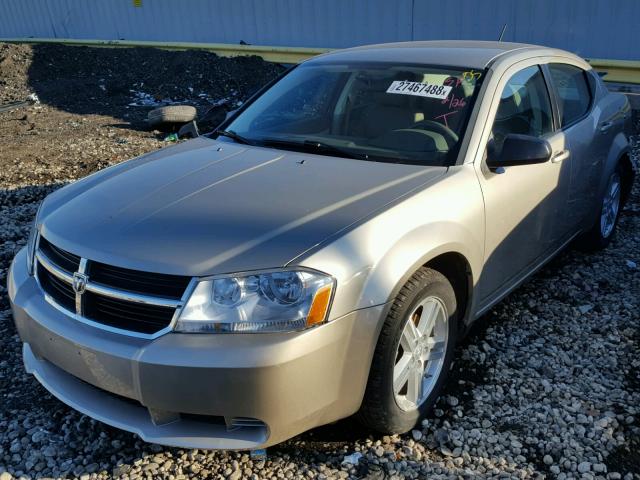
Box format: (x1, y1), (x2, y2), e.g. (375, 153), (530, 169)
(37, 262), (75, 311)
(35, 235), (192, 336)
(180, 413), (227, 426)
(39, 236), (80, 273)
(229, 417), (267, 429)
(89, 261), (190, 299)
(84, 291), (176, 334)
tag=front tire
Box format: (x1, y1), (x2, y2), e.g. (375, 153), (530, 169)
(578, 164), (623, 251)
(357, 267), (458, 434)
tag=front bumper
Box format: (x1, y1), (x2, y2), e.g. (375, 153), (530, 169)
(8, 248), (385, 449)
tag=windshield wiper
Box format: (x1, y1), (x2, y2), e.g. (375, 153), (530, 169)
(260, 138), (368, 160)
(215, 129), (258, 146)
(303, 140), (370, 160)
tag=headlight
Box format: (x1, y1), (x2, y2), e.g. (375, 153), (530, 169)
(175, 269), (334, 333)
(26, 206), (41, 276)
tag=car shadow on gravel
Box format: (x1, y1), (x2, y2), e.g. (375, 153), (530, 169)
(605, 326), (640, 475)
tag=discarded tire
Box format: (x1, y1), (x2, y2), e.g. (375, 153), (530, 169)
(147, 105), (197, 127)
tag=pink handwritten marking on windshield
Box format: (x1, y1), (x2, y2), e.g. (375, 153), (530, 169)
(435, 110), (459, 128)
(442, 95), (467, 109)
(444, 77), (463, 87)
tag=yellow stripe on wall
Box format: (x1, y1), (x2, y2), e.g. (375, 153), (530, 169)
(1, 37), (639, 84)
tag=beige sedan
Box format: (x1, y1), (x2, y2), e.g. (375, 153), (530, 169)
(9, 40), (634, 449)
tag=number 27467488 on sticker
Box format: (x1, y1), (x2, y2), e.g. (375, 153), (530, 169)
(386, 81), (452, 100)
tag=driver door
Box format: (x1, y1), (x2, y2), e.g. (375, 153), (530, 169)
(475, 63), (571, 309)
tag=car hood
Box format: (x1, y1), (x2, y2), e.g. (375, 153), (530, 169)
(40, 137), (444, 276)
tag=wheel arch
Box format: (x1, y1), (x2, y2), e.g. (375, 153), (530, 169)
(617, 150), (635, 205)
(424, 252), (473, 334)
(379, 247), (476, 337)
(600, 132), (631, 203)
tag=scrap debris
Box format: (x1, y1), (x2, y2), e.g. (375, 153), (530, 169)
(0, 93), (39, 114)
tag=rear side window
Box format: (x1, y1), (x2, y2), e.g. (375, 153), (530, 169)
(548, 64), (592, 127)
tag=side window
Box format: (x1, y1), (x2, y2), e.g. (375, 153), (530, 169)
(492, 66), (553, 149)
(548, 63), (592, 127)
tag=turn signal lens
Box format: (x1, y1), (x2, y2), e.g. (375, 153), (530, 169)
(306, 284), (333, 327)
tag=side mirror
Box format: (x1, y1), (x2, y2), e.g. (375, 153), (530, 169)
(486, 134), (552, 170)
(178, 120), (200, 139)
(198, 103), (235, 132)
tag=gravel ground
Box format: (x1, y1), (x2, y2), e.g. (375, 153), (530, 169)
(1, 43), (639, 480)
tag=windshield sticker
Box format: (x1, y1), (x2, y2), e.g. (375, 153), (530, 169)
(386, 81), (452, 100)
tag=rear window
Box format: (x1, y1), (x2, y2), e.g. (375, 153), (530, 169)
(548, 64), (592, 127)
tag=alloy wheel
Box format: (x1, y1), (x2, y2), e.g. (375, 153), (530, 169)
(600, 171), (622, 239)
(393, 296), (448, 411)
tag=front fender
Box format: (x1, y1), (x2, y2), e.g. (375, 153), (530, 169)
(298, 165), (485, 322)
(357, 223), (481, 311)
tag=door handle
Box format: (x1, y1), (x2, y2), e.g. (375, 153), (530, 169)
(599, 121), (613, 133)
(551, 150), (570, 163)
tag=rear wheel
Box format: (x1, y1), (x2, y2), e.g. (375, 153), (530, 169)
(357, 267), (457, 434)
(578, 164), (623, 251)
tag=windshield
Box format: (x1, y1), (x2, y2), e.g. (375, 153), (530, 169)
(222, 62), (483, 165)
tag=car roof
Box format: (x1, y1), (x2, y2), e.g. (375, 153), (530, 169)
(307, 40), (577, 70)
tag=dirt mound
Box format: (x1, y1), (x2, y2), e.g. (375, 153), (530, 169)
(0, 43), (34, 103)
(0, 43), (284, 124)
(0, 43), (285, 188)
